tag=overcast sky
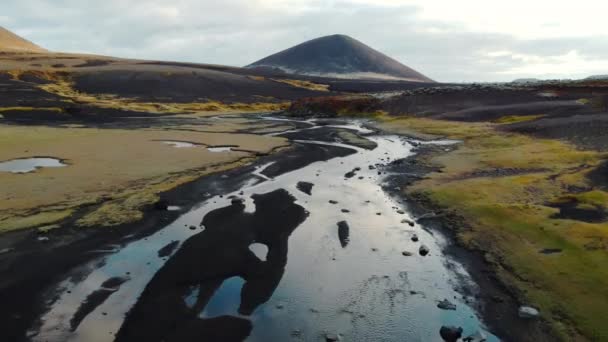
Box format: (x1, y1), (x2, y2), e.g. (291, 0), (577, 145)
(2, 0), (608, 82)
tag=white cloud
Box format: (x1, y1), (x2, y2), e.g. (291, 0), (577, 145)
(3, 0), (608, 82)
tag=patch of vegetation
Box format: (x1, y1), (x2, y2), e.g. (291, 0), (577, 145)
(75, 158), (253, 228)
(493, 114), (545, 124)
(0, 106), (64, 113)
(0, 209), (73, 234)
(379, 116), (608, 340)
(271, 78), (330, 92)
(6, 70), (289, 114)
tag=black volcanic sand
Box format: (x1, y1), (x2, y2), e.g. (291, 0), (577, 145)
(382, 85), (608, 152)
(115, 189), (307, 342)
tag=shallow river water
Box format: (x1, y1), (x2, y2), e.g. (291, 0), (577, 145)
(31, 119), (498, 342)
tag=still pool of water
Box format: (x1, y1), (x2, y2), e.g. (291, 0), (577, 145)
(0, 157), (66, 173)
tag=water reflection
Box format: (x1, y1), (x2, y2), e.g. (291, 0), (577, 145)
(115, 189), (307, 341)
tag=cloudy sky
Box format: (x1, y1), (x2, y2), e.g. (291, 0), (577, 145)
(2, 0), (608, 82)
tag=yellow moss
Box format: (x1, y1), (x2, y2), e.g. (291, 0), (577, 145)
(0, 106), (64, 113)
(0, 209), (73, 234)
(380, 116), (608, 340)
(271, 78), (330, 92)
(493, 114), (545, 124)
(6, 71), (289, 114)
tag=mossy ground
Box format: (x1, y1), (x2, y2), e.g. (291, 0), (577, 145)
(0, 124), (289, 233)
(378, 115), (608, 341)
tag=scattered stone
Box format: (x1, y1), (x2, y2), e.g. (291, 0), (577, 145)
(518, 306), (540, 319)
(419, 245), (430, 256)
(188, 225), (197, 230)
(231, 197), (244, 205)
(325, 333), (340, 341)
(37, 236), (49, 242)
(376, 212), (382, 216)
(463, 330), (487, 342)
(296, 181), (314, 195)
(411, 234), (419, 242)
(396, 210), (405, 214)
(341, 209), (350, 213)
(329, 200), (338, 204)
(539, 248), (562, 254)
(368, 165), (376, 170)
(402, 251), (413, 256)
(439, 326), (463, 342)
(371, 248), (378, 252)
(337, 221), (350, 248)
(401, 219), (415, 227)
(437, 299), (457, 310)
(344, 170), (357, 178)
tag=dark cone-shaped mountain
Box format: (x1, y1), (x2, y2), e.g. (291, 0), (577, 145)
(247, 34), (433, 82)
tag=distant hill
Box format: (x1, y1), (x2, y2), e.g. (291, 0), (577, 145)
(0, 26), (46, 52)
(247, 34), (434, 83)
(512, 78), (541, 83)
(586, 75), (608, 80)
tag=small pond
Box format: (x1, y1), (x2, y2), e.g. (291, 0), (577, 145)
(0, 157), (66, 173)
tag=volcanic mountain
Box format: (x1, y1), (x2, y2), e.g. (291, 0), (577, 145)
(0, 26), (46, 52)
(247, 34), (434, 82)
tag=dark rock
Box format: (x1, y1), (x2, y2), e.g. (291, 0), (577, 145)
(411, 234), (419, 242)
(518, 306), (540, 319)
(231, 197), (245, 205)
(402, 251), (413, 256)
(296, 181), (314, 195)
(325, 332), (340, 341)
(401, 219), (415, 227)
(539, 248), (562, 254)
(329, 200), (338, 204)
(439, 326), (463, 342)
(341, 209), (350, 213)
(419, 245), (430, 256)
(437, 298), (457, 310)
(337, 221), (350, 248)
(344, 169), (357, 178)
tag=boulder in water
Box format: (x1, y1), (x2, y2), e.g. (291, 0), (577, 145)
(439, 326), (463, 342)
